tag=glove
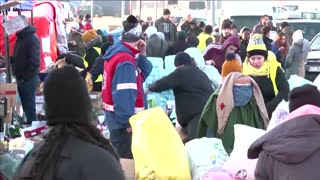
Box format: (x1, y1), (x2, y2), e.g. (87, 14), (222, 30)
(85, 72), (93, 92)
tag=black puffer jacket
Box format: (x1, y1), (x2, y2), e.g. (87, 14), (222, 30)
(12, 25), (40, 80)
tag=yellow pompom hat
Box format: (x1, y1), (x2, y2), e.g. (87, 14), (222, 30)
(82, 30), (98, 44)
(246, 34), (268, 59)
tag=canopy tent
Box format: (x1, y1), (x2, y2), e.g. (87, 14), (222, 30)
(0, 1), (67, 71)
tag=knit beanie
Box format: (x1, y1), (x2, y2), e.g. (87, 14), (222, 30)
(163, 9), (171, 15)
(177, 31), (187, 41)
(82, 30), (98, 44)
(174, 52), (194, 67)
(65, 53), (85, 69)
(288, 84), (320, 113)
(246, 34), (268, 59)
(187, 34), (199, 47)
(221, 53), (242, 78)
(122, 15), (142, 43)
(240, 26), (250, 35)
(44, 65), (92, 126)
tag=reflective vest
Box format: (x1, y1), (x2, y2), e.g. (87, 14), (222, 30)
(84, 47), (103, 82)
(101, 52), (145, 113)
(197, 33), (215, 53)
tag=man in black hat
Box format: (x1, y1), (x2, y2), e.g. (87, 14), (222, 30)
(100, 15), (152, 159)
(12, 15), (40, 125)
(155, 8), (177, 42)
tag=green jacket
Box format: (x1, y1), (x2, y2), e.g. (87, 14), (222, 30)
(197, 89), (266, 154)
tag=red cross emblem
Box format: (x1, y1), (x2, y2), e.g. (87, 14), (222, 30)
(220, 103), (225, 110)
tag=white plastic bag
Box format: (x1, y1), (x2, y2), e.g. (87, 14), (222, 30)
(223, 125), (266, 180)
(267, 100), (289, 131)
(314, 74), (320, 90)
(185, 138), (229, 180)
(288, 75), (314, 91)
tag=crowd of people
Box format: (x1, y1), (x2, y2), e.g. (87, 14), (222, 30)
(4, 7), (320, 180)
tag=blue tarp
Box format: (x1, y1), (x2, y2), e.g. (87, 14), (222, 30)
(101, 28), (123, 43)
(12, 0), (33, 11)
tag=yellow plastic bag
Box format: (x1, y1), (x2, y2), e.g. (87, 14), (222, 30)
(129, 107), (191, 180)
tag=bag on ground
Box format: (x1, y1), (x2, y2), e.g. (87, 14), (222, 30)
(185, 137), (229, 180)
(130, 107), (191, 180)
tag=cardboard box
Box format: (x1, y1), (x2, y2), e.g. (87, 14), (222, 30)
(120, 159), (135, 180)
(0, 83), (17, 123)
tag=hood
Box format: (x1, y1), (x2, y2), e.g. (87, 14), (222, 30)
(221, 35), (240, 53)
(144, 26), (158, 39)
(294, 38), (311, 55)
(185, 47), (205, 69)
(157, 32), (165, 40)
(102, 41), (139, 61)
(285, 105), (320, 122)
(293, 30), (303, 43)
(248, 114), (320, 164)
(16, 25), (36, 38)
(282, 26), (294, 35)
(85, 36), (102, 50)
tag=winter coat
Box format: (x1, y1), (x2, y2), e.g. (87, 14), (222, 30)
(68, 30), (86, 57)
(83, 20), (93, 30)
(239, 40), (249, 62)
(165, 40), (192, 56)
(197, 85), (267, 154)
(250, 67), (289, 118)
(12, 25), (40, 81)
(185, 47), (221, 90)
(203, 35), (240, 73)
(271, 41), (287, 69)
(252, 22), (263, 34)
(248, 105), (320, 180)
(81, 36), (102, 77)
(14, 136), (125, 180)
(148, 64), (213, 128)
(155, 17), (177, 42)
(285, 39), (310, 79)
(263, 36), (273, 51)
(281, 26), (294, 46)
(146, 34), (168, 58)
(187, 27), (202, 37)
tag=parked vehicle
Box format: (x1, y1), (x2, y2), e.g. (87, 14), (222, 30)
(306, 32), (320, 81)
(78, 1), (103, 17)
(275, 19), (320, 41)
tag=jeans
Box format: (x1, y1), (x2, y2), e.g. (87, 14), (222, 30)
(233, 85), (253, 107)
(110, 128), (133, 159)
(17, 75), (38, 124)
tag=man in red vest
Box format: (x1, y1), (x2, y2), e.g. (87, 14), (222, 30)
(101, 15), (152, 159)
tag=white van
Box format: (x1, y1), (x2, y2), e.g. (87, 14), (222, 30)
(219, 1), (274, 31)
(188, 0), (207, 16)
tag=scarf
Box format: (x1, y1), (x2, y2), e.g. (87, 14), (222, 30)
(216, 72), (269, 134)
(242, 58), (270, 77)
(242, 51), (282, 95)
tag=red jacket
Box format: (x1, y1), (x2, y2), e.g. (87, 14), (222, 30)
(203, 35), (240, 73)
(101, 46), (145, 113)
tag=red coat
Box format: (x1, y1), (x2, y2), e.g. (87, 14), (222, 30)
(101, 48), (145, 113)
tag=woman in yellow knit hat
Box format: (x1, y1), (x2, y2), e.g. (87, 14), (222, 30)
(242, 34), (289, 118)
